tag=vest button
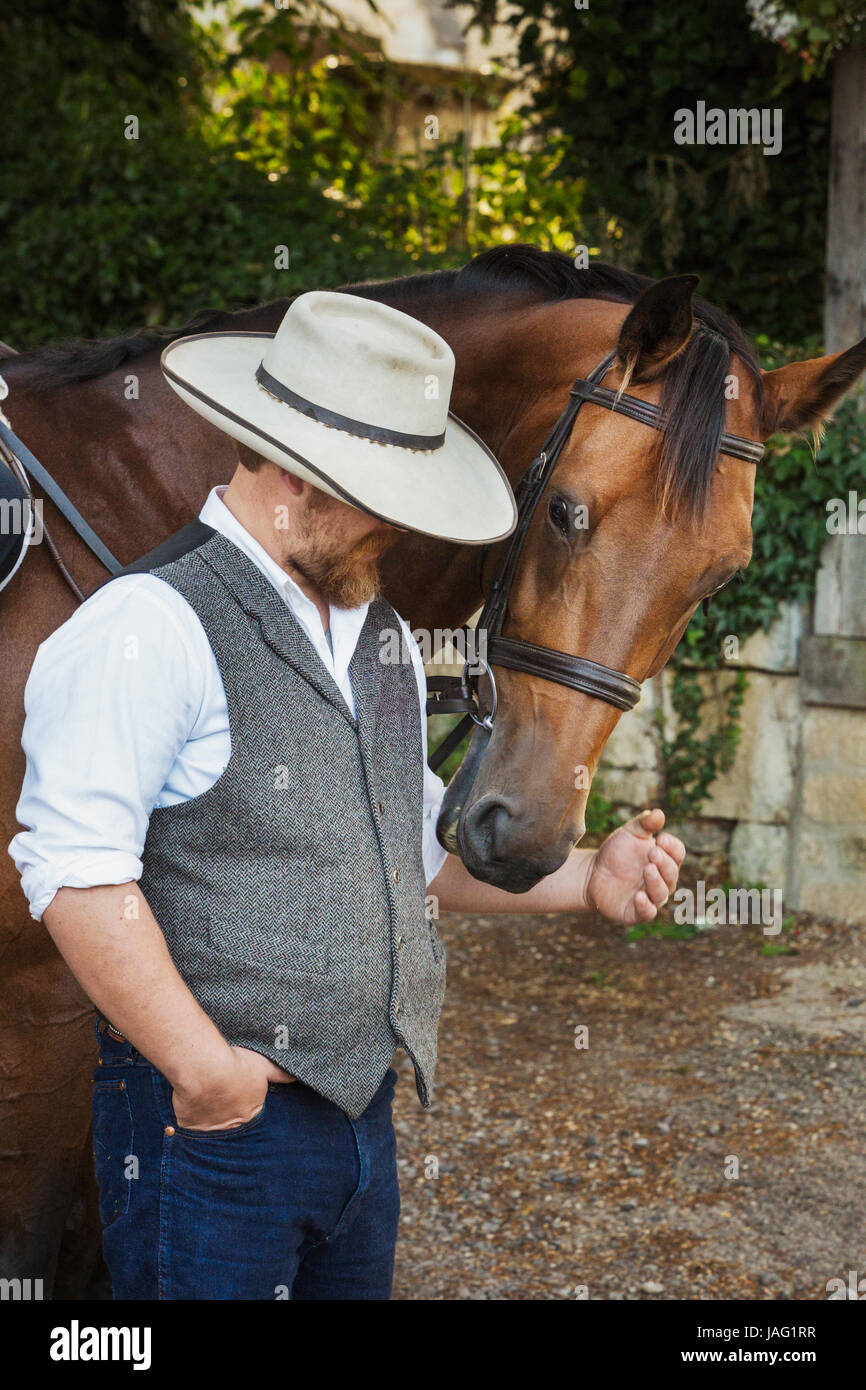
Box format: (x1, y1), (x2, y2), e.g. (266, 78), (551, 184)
(394, 1003), (402, 1018)
(393, 868), (400, 883)
(164, 1125), (176, 1137)
(378, 800), (385, 814)
(396, 934), (404, 948)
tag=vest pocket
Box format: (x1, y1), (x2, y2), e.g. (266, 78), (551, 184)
(92, 1078), (134, 1228)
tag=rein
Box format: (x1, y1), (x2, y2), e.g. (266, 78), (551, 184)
(0, 376), (122, 601)
(426, 348), (764, 772)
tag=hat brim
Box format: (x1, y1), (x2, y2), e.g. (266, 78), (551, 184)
(161, 332), (517, 545)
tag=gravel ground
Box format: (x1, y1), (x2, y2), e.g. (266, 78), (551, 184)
(390, 904), (866, 1301)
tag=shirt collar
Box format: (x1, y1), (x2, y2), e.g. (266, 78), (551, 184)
(197, 486), (372, 669)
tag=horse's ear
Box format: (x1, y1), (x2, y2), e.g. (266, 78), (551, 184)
(759, 337), (866, 438)
(616, 275), (699, 384)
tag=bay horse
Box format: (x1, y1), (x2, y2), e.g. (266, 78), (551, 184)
(1, 245), (864, 1293)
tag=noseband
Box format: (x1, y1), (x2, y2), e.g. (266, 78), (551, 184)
(427, 348), (764, 773)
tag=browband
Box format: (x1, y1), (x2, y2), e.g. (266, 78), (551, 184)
(568, 378), (765, 465)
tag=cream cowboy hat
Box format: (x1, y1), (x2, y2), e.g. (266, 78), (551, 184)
(160, 290), (517, 544)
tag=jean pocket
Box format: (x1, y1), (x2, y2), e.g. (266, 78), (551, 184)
(92, 1078), (135, 1228)
(168, 1083), (273, 1141)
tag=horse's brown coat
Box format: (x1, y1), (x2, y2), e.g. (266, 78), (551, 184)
(1, 257), (864, 1290)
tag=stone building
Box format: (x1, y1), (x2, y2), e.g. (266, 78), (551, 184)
(324, 0), (519, 149)
(222, 0), (521, 150)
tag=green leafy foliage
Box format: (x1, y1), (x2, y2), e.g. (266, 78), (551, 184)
(626, 918), (700, 941)
(747, 0), (866, 79)
(584, 776), (619, 838)
(0, 2), (583, 347)
(458, 0), (831, 341)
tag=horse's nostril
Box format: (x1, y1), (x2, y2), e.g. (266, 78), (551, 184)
(460, 796), (513, 863)
(458, 796), (571, 891)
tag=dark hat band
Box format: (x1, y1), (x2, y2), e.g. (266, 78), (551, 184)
(255, 362), (446, 452)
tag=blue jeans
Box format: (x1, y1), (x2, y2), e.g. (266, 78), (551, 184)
(91, 1019), (401, 1300)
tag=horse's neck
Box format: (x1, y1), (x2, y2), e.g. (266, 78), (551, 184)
(378, 531), (482, 633)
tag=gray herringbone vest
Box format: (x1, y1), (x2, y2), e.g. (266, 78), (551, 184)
(136, 527), (445, 1118)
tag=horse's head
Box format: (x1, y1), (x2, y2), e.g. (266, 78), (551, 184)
(439, 275), (866, 890)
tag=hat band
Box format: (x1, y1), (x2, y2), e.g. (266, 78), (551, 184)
(255, 362), (446, 452)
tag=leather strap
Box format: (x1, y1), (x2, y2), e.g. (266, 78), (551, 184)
(427, 711), (474, 772)
(0, 418), (122, 575)
(488, 636), (641, 711)
(425, 672), (478, 715)
(568, 379), (765, 464)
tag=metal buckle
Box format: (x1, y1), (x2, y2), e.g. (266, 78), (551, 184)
(463, 654), (498, 730)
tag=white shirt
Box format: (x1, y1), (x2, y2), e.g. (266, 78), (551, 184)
(10, 487), (448, 920)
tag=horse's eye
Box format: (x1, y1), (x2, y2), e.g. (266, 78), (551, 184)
(548, 495), (570, 536)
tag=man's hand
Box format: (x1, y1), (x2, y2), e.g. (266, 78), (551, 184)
(585, 808), (685, 925)
(171, 1046), (291, 1132)
(42, 883), (296, 1132)
(430, 810), (685, 919)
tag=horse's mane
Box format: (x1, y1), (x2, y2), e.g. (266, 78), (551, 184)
(4, 303), (280, 393)
(7, 243), (763, 517)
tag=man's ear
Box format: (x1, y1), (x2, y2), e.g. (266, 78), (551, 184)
(760, 337), (866, 438)
(616, 274), (699, 384)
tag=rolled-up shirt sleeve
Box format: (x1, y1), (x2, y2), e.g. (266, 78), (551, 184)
(9, 576), (205, 920)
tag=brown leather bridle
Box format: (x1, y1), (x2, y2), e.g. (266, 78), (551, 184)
(426, 348), (764, 772)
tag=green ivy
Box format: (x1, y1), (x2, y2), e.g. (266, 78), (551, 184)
(458, 0), (832, 342)
(0, 5), (582, 347)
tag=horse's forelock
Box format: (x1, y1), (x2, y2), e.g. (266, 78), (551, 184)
(649, 324), (764, 520)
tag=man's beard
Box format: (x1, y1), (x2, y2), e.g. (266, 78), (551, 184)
(286, 490), (395, 607)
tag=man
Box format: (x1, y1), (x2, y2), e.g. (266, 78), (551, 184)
(10, 291), (683, 1300)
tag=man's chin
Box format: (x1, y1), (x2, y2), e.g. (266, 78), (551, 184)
(292, 510), (393, 608)
(296, 557), (382, 609)
(325, 568), (382, 608)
